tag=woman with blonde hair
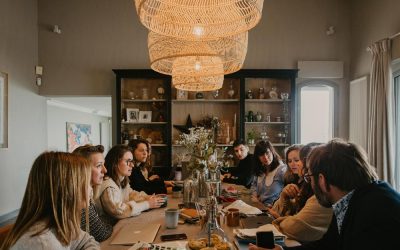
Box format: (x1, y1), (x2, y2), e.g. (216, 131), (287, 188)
(1, 152), (98, 249)
(73, 144), (113, 242)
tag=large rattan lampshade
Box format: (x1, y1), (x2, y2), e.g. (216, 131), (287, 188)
(148, 31), (248, 75)
(173, 75), (224, 91)
(135, 0), (263, 40)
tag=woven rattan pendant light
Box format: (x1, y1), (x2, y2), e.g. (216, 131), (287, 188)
(148, 31), (248, 75)
(173, 75), (224, 91)
(135, 0), (264, 40)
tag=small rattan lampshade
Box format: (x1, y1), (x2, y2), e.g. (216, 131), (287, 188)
(135, 0), (263, 40)
(148, 31), (248, 75)
(173, 75), (224, 91)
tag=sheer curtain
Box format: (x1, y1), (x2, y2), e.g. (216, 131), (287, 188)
(367, 39), (396, 187)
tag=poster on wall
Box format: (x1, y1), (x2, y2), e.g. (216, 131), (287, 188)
(66, 122), (92, 152)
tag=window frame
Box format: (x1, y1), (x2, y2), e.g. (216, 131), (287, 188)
(296, 80), (339, 143)
(393, 62), (400, 191)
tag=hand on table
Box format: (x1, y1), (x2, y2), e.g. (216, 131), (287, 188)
(248, 243), (283, 250)
(266, 207), (281, 219)
(164, 180), (175, 187)
(147, 194), (164, 208)
(222, 173), (232, 179)
(149, 175), (160, 181)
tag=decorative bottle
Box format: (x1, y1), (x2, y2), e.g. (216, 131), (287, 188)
(183, 169), (199, 208)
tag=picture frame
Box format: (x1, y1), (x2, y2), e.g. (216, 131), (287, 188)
(126, 108), (139, 122)
(176, 89), (188, 100)
(139, 111), (152, 122)
(0, 71), (8, 148)
(66, 122), (92, 152)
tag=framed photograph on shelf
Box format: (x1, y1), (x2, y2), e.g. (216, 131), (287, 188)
(139, 111), (152, 122)
(176, 89), (188, 100)
(126, 108), (139, 122)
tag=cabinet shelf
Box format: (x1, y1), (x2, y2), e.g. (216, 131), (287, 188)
(249, 143), (290, 147)
(245, 122), (290, 125)
(121, 122), (168, 125)
(172, 144), (232, 147)
(151, 144), (168, 147)
(122, 99), (167, 103)
(245, 99), (291, 103)
(115, 69), (298, 176)
(172, 99), (239, 103)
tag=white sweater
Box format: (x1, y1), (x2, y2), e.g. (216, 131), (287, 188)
(10, 222), (99, 250)
(94, 177), (150, 220)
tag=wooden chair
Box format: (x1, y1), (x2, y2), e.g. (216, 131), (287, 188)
(0, 223), (14, 246)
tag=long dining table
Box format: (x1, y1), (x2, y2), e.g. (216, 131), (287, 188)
(100, 184), (299, 250)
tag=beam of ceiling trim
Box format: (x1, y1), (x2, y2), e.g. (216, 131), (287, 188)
(47, 99), (111, 117)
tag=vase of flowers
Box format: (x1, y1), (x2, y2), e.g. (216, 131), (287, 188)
(179, 127), (220, 198)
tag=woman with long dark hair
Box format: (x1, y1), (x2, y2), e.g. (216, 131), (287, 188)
(94, 145), (163, 224)
(250, 140), (287, 206)
(128, 139), (173, 194)
(268, 143), (333, 243)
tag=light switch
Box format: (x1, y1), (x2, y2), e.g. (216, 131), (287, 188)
(35, 66), (43, 75)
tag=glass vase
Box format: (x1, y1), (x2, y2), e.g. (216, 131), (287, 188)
(207, 167), (221, 197)
(196, 196), (227, 246)
(183, 169), (199, 208)
(198, 164), (209, 198)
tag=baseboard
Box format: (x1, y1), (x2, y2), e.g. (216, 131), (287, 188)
(0, 209), (19, 227)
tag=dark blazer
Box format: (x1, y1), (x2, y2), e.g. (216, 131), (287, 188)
(222, 153), (254, 188)
(129, 166), (167, 194)
(285, 181), (400, 250)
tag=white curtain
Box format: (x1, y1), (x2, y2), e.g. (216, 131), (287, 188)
(367, 39), (396, 186)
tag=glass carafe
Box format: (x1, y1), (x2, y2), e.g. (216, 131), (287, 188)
(196, 196), (227, 246)
(183, 170), (199, 208)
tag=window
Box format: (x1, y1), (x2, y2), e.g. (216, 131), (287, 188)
(394, 70), (400, 191)
(298, 81), (336, 144)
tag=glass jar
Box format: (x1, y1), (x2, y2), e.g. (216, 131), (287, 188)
(259, 88), (265, 99)
(246, 89), (253, 99)
(256, 112), (262, 122)
(183, 170), (199, 208)
(142, 88), (149, 99)
(228, 83), (235, 98)
(196, 196), (227, 246)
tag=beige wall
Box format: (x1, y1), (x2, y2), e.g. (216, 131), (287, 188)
(0, 0), (47, 216)
(37, 0), (352, 140)
(37, 0), (351, 94)
(350, 0), (400, 79)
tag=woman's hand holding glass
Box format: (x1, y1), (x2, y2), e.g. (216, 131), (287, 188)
(281, 183), (299, 200)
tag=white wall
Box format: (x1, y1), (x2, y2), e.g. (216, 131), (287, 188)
(47, 104), (110, 152)
(0, 0), (48, 216)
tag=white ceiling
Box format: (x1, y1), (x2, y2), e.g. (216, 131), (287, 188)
(47, 97), (112, 117)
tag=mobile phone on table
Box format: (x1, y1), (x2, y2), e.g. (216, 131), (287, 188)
(160, 233), (188, 241)
(256, 231), (275, 248)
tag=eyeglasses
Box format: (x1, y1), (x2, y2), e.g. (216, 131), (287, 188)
(123, 159), (134, 166)
(303, 173), (314, 183)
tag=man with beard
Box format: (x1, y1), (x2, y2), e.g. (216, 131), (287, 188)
(249, 138), (400, 250)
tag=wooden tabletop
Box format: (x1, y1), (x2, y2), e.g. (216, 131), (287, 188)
(100, 184), (299, 250)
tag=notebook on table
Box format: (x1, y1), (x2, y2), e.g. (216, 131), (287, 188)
(240, 215), (273, 229)
(111, 223), (161, 245)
